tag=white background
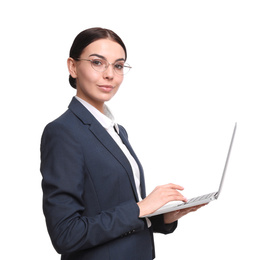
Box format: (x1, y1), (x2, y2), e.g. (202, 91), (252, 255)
(1, 0), (255, 259)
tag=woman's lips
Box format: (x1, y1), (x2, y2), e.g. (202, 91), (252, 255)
(97, 85), (114, 92)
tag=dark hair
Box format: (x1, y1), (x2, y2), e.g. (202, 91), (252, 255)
(69, 27), (127, 89)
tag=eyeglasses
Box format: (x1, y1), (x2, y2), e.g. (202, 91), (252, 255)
(77, 58), (132, 75)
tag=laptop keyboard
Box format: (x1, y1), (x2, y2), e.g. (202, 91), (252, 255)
(184, 192), (216, 205)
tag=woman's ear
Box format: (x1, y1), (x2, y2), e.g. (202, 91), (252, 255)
(67, 58), (77, 79)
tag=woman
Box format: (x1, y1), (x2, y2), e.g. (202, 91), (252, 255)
(40, 27), (204, 260)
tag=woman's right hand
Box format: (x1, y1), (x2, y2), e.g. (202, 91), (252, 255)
(137, 183), (187, 217)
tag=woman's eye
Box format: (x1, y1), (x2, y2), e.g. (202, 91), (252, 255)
(115, 63), (124, 70)
(92, 59), (103, 66)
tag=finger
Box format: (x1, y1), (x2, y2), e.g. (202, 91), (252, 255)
(192, 203), (208, 210)
(165, 188), (187, 201)
(168, 194), (187, 203)
(184, 204), (207, 213)
(168, 183), (185, 191)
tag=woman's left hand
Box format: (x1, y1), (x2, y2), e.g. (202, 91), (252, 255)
(163, 204), (208, 224)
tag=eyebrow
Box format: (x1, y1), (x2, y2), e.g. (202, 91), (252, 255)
(89, 54), (125, 62)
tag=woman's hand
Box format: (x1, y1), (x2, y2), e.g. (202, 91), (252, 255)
(137, 183), (187, 217)
(163, 204), (208, 224)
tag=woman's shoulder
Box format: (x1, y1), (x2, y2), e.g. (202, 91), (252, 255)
(41, 109), (86, 151)
(44, 109), (73, 129)
(42, 108), (84, 139)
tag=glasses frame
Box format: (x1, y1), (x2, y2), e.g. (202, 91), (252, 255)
(76, 58), (132, 75)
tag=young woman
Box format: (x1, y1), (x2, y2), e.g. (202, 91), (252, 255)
(40, 27), (205, 260)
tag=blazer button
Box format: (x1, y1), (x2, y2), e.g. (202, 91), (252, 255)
(128, 230), (135, 235)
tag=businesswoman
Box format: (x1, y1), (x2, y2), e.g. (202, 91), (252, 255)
(40, 27), (204, 260)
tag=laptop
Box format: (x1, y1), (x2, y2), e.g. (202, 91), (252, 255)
(143, 123), (237, 218)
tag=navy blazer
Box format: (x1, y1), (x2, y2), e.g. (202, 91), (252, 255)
(40, 97), (177, 260)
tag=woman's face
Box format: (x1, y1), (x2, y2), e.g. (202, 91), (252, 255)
(68, 39), (126, 111)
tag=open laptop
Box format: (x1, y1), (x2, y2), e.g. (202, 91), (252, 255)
(144, 123), (237, 218)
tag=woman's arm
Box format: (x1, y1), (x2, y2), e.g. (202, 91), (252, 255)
(40, 122), (145, 254)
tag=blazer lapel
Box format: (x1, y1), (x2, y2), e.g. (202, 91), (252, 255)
(68, 97), (140, 201)
(89, 123), (139, 201)
(118, 130), (146, 199)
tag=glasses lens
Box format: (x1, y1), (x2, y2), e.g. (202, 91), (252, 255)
(90, 59), (131, 75)
(114, 62), (131, 75)
(90, 59), (107, 72)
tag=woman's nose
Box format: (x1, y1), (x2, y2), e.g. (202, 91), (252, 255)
(103, 64), (115, 79)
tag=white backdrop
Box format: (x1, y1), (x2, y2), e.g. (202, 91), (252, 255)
(1, 1), (255, 259)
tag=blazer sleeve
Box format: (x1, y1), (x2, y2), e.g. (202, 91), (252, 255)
(150, 215), (178, 234)
(40, 122), (146, 254)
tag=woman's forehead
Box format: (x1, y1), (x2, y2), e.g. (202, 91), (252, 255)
(81, 39), (126, 60)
